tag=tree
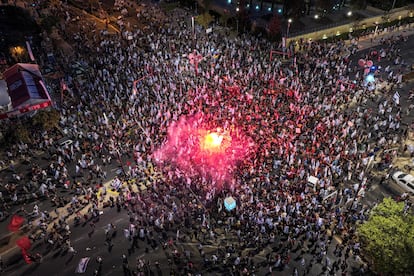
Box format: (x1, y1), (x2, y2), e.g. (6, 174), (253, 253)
(267, 14), (282, 40)
(40, 15), (59, 34)
(284, 0), (305, 17)
(2, 123), (31, 145)
(48, 0), (62, 11)
(357, 198), (414, 274)
(88, 0), (100, 12)
(316, 0), (332, 13)
(367, 0), (407, 11)
(219, 11), (231, 28)
(201, 0), (212, 10)
(32, 109), (61, 131)
(349, 0), (368, 10)
(195, 12), (214, 28)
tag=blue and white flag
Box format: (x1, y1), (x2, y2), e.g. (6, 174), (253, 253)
(75, 257), (90, 273)
(393, 91), (400, 105)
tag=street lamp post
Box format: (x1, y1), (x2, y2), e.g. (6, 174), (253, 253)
(236, 7), (240, 33)
(391, 0), (397, 10)
(191, 16), (195, 38)
(287, 18), (292, 38)
(284, 18), (292, 59)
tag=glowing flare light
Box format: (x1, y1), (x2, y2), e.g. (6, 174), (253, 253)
(200, 132), (227, 153)
(153, 114), (254, 189)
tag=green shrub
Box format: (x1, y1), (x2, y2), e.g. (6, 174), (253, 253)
(40, 15), (59, 33)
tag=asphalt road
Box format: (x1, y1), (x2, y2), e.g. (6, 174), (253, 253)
(0, 151), (361, 276)
(348, 30), (414, 203)
(2, 202), (360, 276)
(1, 23), (414, 276)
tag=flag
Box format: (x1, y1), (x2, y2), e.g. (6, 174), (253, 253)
(16, 236), (31, 251)
(393, 91), (400, 105)
(16, 236), (32, 264)
(26, 41), (35, 61)
(294, 88), (301, 102)
(8, 214), (24, 232)
(22, 250), (32, 264)
(75, 257), (90, 273)
(60, 78), (68, 91)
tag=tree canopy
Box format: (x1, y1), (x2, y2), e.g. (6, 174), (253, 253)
(367, 0), (408, 11)
(357, 197), (414, 274)
(195, 12), (214, 29)
(32, 109), (61, 131)
(267, 14), (282, 40)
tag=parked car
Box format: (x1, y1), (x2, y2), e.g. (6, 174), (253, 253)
(391, 171), (414, 194)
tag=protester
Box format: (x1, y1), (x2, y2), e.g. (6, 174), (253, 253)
(0, 1), (412, 275)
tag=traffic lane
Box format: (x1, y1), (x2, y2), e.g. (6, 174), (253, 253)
(351, 35), (414, 72)
(6, 206), (174, 276)
(0, 143), (140, 260)
(6, 200), (368, 276)
(0, 149), (126, 231)
(7, 206), (130, 276)
(63, 209), (176, 276)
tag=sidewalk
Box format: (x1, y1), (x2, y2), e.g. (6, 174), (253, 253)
(354, 23), (414, 51)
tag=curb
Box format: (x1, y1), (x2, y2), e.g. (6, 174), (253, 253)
(0, 177), (146, 263)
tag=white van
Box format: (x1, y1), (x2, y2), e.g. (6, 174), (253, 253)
(391, 171), (414, 194)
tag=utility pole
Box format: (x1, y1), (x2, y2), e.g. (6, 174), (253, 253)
(391, 0), (397, 10)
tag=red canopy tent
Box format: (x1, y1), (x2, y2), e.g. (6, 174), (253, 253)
(0, 63), (52, 119)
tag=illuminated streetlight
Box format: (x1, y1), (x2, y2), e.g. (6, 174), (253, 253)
(287, 19), (292, 38)
(191, 16), (195, 38)
(10, 46), (25, 62)
(236, 7), (240, 33)
(347, 11), (352, 17)
(314, 14), (319, 19)
(374, 21), (379, 35)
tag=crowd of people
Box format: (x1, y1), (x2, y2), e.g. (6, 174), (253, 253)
(0, 1), (413, 275)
